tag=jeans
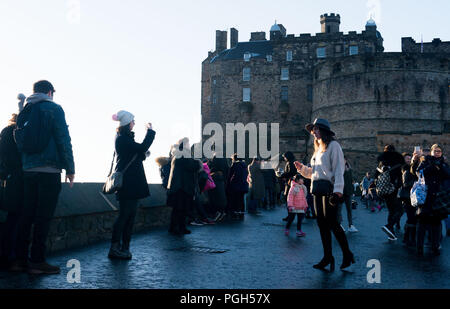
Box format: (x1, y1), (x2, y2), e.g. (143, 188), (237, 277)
(384, 192), (403, 230)
(286, 213), (305, 231)
(337, 194), (353, 226)
(16, 172), (61, 263)
(263, 187), (275, 208)
(314, 194), (352, 259)
(111, 199), (139, 246)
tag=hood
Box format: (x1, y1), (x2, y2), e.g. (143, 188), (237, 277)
(155, 156), (170, 167)
(25, 93), (54, 105)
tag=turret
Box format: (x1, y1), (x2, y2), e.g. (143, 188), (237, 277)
(320, 13), (340, 34)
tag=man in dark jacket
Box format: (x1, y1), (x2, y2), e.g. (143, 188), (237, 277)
(11, 81), (75, 275)
(278, 152), (297, 221)
(375, 145), (405, 241)
(208, 155), (229, 221)
(226, 154), (248, 218)
(262, 161), (277, 209)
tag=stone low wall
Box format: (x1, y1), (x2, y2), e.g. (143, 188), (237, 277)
(1, 183), (171, 254)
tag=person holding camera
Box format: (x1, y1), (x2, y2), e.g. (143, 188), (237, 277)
(294, 119), (354, 271)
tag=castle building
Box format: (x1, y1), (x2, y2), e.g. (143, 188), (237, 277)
(201, 14), (450, 177)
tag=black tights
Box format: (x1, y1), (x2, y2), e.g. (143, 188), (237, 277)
(286, 213), (305, 231)
(314, 195), (352, 259)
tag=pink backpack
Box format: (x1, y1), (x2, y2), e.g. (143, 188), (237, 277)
(202, 163), (216, 192)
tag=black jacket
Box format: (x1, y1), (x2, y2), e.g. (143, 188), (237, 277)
(416, 156), (450, 219)
(167, 157), (202, 197)
(375, 151), (405, 189)
(227, 161), (249, 193)
(114, 129), (155, 201)
(0, 125), (22, 178)
(262, 168), (277, 190)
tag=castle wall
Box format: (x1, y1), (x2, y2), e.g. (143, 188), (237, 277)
(312, 53), (450, 178)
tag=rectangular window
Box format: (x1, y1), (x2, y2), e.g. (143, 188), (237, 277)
(243, 88), (251, 102)
(244, 52), (251, 62)
(316, 47), (326, 58)
(266, 55), (272, 62)
(243, 68), (251, 81)
(281, 86), (288, 102)
(335, 45), (342, 53)
(281, 68), (289, 81)
(349, 46), (359, 56)
(307, 84), (313, 102)
(286, 50), (293, 61)
(302, 46), (308, 54)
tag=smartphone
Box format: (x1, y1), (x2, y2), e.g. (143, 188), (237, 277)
(414, 146), (421, 154)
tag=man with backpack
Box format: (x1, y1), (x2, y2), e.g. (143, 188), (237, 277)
(10, 80), (75, 275)
(374, 145), (405, 241)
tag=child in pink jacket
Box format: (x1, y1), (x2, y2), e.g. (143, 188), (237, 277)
(285, 175), (308, 237)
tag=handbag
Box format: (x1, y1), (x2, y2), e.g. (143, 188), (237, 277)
(102, 152), (138, 195)
(410, 170), (427, 208)
(375, 164), (402, 198)
(311, 179), (333, 196)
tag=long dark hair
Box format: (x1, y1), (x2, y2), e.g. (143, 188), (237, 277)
(116, 123), (132, 136)
(313, 128), (336, 155)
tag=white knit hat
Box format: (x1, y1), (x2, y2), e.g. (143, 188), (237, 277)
(112, 110), (134, 127)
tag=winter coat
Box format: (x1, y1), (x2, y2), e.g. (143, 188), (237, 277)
(167, 157), (202, 197)
(375, 151), (405, 189)
(0, 125), (23, 212)
(262, 168), (277, 190)
(399, 164), (417, 201)
(227, 161), (249, 193)
(19, 93), (75, 175)
(287, 182), (308, 213)
(343, 167), (354, 196)
(114, 129), (155, 201)
(248, 162), (265, 200)
(416, 156), (450, 219)
(156, 157), (171, 189)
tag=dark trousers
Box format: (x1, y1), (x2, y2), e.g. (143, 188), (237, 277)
(229, 191), (245, 213)
(111, 199), (138, 246)
(248, 199), (261, 213)
(16, 172), (61, 263)
(384, 192), (403, 230)
(169, 190), (193, 233)
(337, 194), (353, 226)
(314, 194), (352, 259)
(0, 212), (20, 262)
(417, 216), (441, 251)
(286, 213), (305, 231)
(263, 187), (275, 208)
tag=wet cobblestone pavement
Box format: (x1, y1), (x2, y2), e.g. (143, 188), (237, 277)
(0, 200), (449, 289)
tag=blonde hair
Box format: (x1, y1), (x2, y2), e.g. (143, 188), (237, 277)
(8, 114), (17, 126)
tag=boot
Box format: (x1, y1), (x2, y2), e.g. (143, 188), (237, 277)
(407, 224), (416, 247)
(121, 242), (132, 260)
(108, 242), (129, 260)
(403, 225), (410, 244)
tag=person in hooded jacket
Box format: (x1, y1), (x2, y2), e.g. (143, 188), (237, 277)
(226, 154), (248, 219)
(278, 152), (298, 221)
(375, 145), (405, 241)
(247, 157), (265, 214)
(108, 111), (155, 260)
(0, 113), (23, 269)
(415, 144), (450, 256)
(207, 154), (229, 221)
(155, 156), (171, 190)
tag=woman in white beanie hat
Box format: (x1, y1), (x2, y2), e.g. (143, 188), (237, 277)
(107, 110), (156, 260)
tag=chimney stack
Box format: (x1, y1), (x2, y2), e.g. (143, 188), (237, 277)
(230, 28), (238, 48)
(216, 30), (227, 53)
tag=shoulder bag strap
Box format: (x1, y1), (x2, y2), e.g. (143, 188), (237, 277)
(107, 152), (116, 177)
(122, 154), (138, 174)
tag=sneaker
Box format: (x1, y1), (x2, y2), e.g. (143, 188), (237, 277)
(348, 225), (358, 233)
(201, 218), (216, 225)
(387, 235), (398, 241)
(27, 261), (60, 275)
(340, 224), (346, 232)
(381, 225), (396, 240)
(371, 207), (375, 212)
(284, 229), (289, 236)
(189, 220), (204, 226)
(213, 212), (222, 222)
(296, 231), (306, 237)
(182, 229), (192, 235)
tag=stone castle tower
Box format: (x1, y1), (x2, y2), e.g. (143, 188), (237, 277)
(201, 14), (450, 178)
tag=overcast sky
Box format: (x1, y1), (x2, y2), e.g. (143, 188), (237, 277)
(0, 0), (448, 183)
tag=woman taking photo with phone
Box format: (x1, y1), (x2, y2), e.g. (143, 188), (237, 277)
(294, 119), (354, 271)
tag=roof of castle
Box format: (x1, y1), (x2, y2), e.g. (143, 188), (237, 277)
(210, 40), (273, 63)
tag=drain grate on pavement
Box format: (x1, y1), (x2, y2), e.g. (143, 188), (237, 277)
(262, 222), (285, 227)
(168, 246), (229, 254)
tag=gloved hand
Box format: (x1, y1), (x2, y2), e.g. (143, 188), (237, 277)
(329, 193), (344, 207)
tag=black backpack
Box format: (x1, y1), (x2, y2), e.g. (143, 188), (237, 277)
(14, 102), (53, 154)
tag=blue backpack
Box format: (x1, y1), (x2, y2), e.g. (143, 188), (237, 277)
(14, 102), (53, 154)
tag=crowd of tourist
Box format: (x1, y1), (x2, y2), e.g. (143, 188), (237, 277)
(0, 82), (448, 276)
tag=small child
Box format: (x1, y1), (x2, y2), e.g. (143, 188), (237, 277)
(285, 175), (308, 237)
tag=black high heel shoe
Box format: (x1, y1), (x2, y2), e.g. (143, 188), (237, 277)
(313, 256), (335, 272)
(340, 252), (355, 270)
